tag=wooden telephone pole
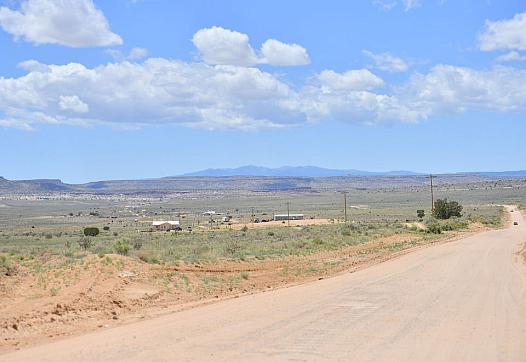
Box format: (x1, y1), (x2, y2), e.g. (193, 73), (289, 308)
(341, 191), (348, 223)
(429, 174), (435, 213)
(286, 201), (290, 227)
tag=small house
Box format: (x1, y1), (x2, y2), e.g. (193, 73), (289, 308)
(152, 221), (181, 231)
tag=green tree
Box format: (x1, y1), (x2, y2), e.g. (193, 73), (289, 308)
(83, 227), (100, 237)
(417, 209), (425, 219)
(433, 199), (462, 219)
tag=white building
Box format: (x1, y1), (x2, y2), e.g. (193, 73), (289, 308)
(152, 220), (181, 231)
(273, 214), (304, 221)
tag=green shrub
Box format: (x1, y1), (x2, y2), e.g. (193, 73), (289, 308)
(293, 240), (308, 249)
(77, 236), (93, 250)
(426, 223), (442, 234)
(312, 238), (324, 245)
(440, 218), (468, 231)
(433, 199), (462, 219)
(113, 238), (130, 255)
(426, 218), (468, 234)
(103, 226), (110, 231)
(132, 239), (143, 250)
(83, 227), (100, 237)
(224, 240), (241, 257)
(417, 209), (425, 218)
(0, 255), (16, 276)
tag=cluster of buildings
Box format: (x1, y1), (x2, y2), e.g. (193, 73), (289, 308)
(151, 210), (305, 232)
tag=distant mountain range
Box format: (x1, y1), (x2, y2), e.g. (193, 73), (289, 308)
(0, 168), (525, 194)
(181, 165), (424, 177)
(465, 170), (526, 177)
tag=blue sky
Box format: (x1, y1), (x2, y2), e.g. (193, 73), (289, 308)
(1, 0), (525, 183)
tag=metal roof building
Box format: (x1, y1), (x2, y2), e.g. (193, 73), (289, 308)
(273, 214), (304, 221)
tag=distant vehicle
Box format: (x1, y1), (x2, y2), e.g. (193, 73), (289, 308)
(514, 221), (518, 225)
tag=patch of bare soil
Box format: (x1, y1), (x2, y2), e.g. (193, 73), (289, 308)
(403, 222), (426, 230)
(0, 228), (485, 353)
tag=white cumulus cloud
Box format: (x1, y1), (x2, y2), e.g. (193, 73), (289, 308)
(192, 27), (258, 67)
(289, 87), (426, 126)
(405, 64), (526, 113)
(373, 0), (423, 11)
(106, 47), (149, 62)
(402, 0), (423, 11)
(17, 59), (50, 72)
(363, 50), (409, 72)
(495, 51), (526, 63)
(318, 69), (384, 91)
(260, 39), (309, 66)
(59, 95), (89, 113)
(128, 47), (148, 60)
(192, 26), (309, 67)
(0, 0), (122, 47)
(0, 59), (298, 130)
(1, 58), (526, 130)
(479, 12), (526, 52)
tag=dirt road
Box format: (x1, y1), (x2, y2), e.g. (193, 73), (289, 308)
(4, 206), (526, 361)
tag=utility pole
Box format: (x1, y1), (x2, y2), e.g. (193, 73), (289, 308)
(429, 174), (435, 214)
(251, 207), (255, 226)
(286, 201), (290, 227)
(341, 191), (348, 223)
